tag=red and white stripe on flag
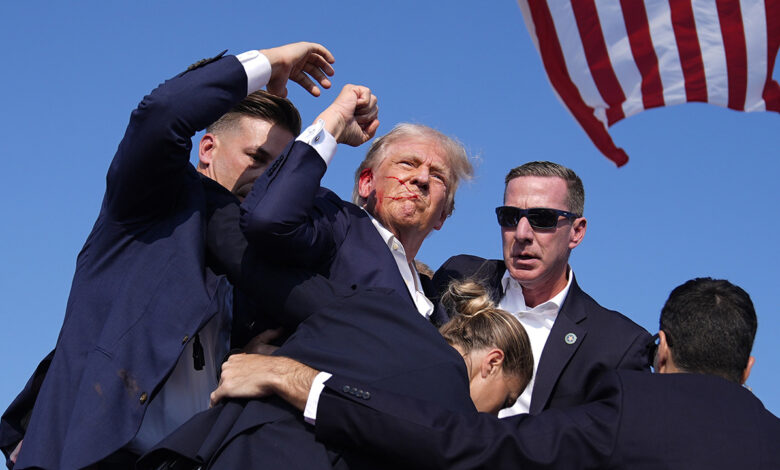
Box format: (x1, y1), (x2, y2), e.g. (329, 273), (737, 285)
(518, 0), (780, 166)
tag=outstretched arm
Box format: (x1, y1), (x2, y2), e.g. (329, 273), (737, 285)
(105, 42), (335, 223)
(240, 84), (379, 266)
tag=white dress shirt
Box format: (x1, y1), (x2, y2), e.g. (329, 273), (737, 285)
(497, 268), (573, 417)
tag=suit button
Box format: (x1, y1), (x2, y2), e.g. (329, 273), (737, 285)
(343, 385), (351, 393)
(363, 391), (370, 399)
(139, 392), (148, 404)
(182, 335), (189, 344)
(351, 284), (357, 290)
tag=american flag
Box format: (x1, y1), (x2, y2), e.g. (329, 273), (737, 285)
(518, 0), (780, 166)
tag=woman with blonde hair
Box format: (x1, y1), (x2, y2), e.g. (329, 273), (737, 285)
(440, 280), (534, 414)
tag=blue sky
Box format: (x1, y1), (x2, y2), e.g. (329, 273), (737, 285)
(2, 1), (778, 419)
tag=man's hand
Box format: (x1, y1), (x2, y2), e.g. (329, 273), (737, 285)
(259, 42), (336, 98)
(317, 84), (380, 147)
(210, 354), (318, 411)
(10, 439), (22, 464)
(242, 327), (285, 355)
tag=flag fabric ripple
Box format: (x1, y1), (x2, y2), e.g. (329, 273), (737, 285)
(518, 0), (780, 166)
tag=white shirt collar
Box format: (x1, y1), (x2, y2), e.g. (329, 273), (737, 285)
(364, 210), (433, 319)
(501, 266), (574, 314)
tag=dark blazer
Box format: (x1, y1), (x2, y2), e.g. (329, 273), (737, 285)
(240, 140), (449, 325)
(6, 54), (306, 470)
(139, 274), (475, 470)
(433, 255), (651, 413)
(315, 370), (780, 469)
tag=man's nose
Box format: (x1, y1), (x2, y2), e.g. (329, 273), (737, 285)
(411, 166), (430, 188)
(514, 215), (534, 241)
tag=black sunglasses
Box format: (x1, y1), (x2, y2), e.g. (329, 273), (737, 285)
(495, 206), (579, 229)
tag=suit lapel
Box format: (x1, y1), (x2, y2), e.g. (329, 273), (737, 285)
(529, 277), (588, 414)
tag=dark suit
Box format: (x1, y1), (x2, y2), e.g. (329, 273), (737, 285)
(139, 274), (475, 469)
(433, 255), (651, 413)
(240, 137), (448, 325)
(315, 370), (780, 469)
(5, 54), (313, 470)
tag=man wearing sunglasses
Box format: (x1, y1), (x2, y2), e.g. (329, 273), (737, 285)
(433, 161), (651, 416)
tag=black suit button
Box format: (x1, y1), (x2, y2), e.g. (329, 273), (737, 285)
(351, 284), (357, 290)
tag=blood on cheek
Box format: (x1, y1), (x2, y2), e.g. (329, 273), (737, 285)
(384, 176), (418, 200)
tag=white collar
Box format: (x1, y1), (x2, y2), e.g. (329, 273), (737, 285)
(501, 267), (574, 312)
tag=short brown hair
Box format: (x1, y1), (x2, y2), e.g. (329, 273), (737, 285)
(207, 90), (301, 136)
(352, 123), (473, 217)
(505, 161), (584, 216)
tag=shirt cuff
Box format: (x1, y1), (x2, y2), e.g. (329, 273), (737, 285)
(303, 371), (333, 424)
(296, 119), (337, 166)
(236, 50), (272, 94)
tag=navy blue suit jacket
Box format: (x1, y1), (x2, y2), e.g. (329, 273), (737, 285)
(433, 255), (651, 414)
(6, 53), (288, 470)
(139, 274), (474, 469)
(315, 370), (780, 469)
(240, 141), (448, 325)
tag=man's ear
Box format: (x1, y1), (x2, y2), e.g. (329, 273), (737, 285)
(198, 133), (218, 168)
(655, 330), (672, 373)
(741, 356), (755, 385)
(432, 205), (449, 231)
(357, 168), (374, 200)
(568, 216), (587, 249)
(480, 349), (506, 378)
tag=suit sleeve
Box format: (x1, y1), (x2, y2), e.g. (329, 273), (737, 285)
(315, 374), (621, 469)
(104, 53), (248, 223)
(0, 350), (54, 465)
(239, 143), (343, 268)
(617, 328), (653, 371)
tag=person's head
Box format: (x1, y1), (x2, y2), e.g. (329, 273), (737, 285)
(498, 161), (587, 306)
(351, 123), (473, 243)
(440, 280), (533, 415)
(197, 90), (301, 200)
(655, 277), (757, 384)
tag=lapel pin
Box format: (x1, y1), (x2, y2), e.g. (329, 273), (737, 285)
(564, 333), (577, 345)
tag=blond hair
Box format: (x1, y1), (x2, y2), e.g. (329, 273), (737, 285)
(440, 280), (533, 384)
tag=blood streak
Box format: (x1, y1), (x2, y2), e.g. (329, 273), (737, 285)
(384, 176), (418, 200)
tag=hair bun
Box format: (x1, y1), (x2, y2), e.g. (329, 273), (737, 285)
(441, 279), (496, 318)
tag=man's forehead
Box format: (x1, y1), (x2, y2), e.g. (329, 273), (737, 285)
(504, 175), (568, 203)
(384, 137), (451, 168)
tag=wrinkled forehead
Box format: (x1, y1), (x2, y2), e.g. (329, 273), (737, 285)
(381, 136), (453, 173)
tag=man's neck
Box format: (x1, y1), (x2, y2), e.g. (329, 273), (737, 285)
(518, 271), (569, 308)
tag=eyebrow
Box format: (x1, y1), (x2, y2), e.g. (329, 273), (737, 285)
(396, 154), (450, 181)
(249, 147), (274, 161)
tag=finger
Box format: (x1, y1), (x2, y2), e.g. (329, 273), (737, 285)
(353, 86), (373, 106)
(256, 327), (285, 343)
(302, 42), (336, 65)
(303, 63), (332, 90)
(293, 73), (322, 97)
(305, 53), (336, 76)
(210, 389), (222, 407)
(363, 119), (380, 140)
